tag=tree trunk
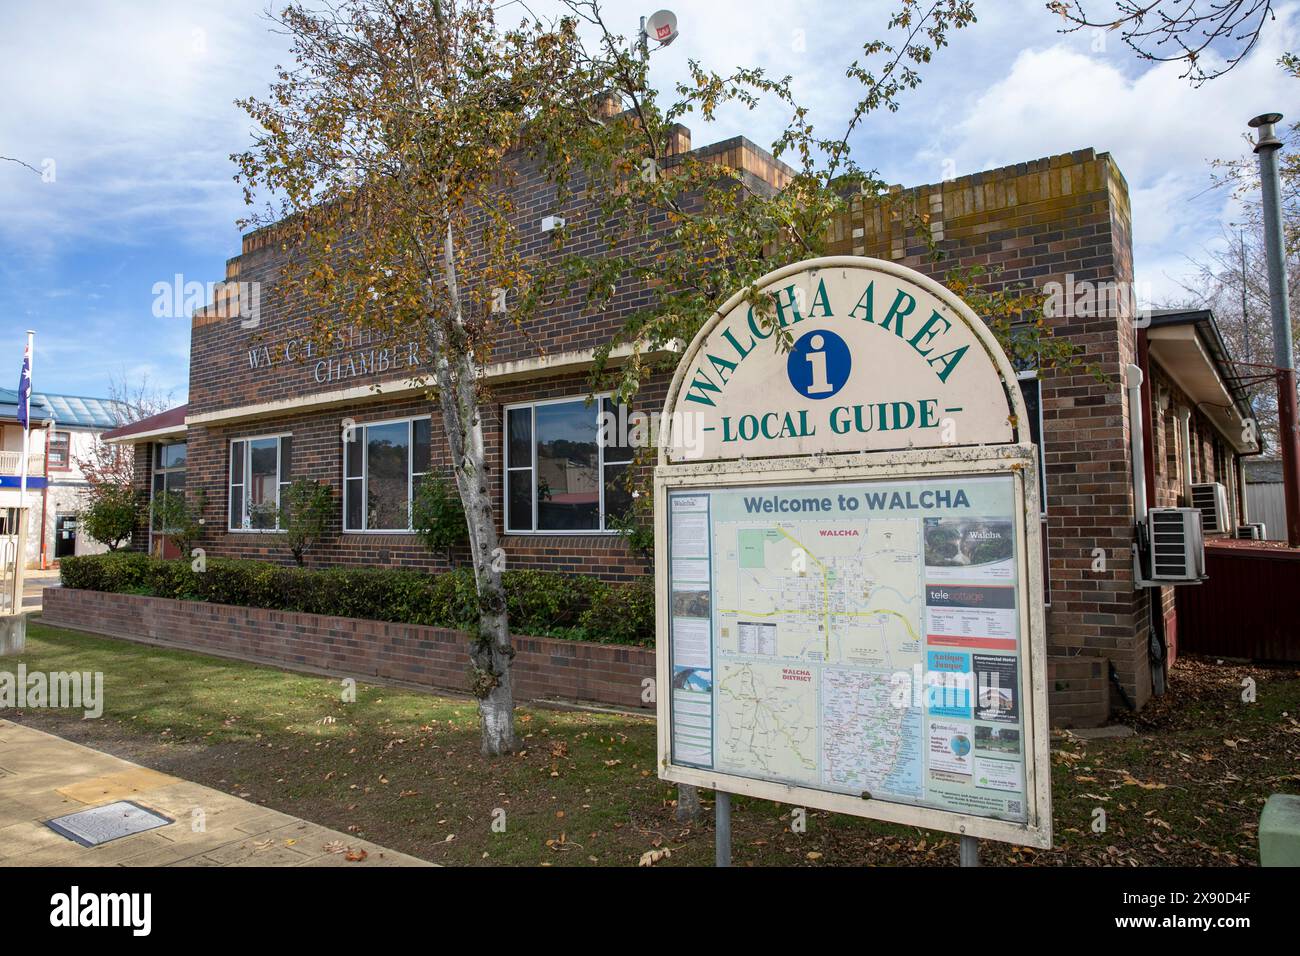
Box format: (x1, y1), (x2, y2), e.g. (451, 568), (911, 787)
(430, 223), (518, 757)
(675, 783), (702, 823)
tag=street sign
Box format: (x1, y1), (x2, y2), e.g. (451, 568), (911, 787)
(655, 256), (1051, 849)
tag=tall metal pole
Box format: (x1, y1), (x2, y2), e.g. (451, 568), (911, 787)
(1250, 114), (1299, 546)
(960, 834), (980, 867)
(19, 331), (33, 512)
(714, 790), (731, 867)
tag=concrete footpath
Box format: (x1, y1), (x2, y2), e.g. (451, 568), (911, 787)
(0, 720), (434, 867)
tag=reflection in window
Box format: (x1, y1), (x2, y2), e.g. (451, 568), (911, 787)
(343, 417), (430, 531)
(151, 440), (189, 533)
(504, 397), (633, 533)
(229, 436), (291, 531)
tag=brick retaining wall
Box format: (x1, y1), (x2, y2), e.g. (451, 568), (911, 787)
(41, 588), (654, 711)
(42, 587), (1110, 727)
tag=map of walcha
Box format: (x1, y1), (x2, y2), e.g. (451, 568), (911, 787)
(669, 476), (1029, 823)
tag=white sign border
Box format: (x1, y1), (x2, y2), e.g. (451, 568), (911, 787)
(654, 255), (1050, 849)
(660, 255), (1028, 461)
(654, 444), (1052, 849)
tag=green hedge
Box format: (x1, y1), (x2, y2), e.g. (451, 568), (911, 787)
(59, 553), (653, 647)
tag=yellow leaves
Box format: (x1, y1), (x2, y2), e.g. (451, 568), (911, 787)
(638, 847), (671, 866)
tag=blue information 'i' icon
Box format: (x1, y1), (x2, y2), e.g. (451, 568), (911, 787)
(787, 329), (851, 399)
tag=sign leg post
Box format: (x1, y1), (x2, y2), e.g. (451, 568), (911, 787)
(714, 791), (731, 867)
(960, 835), (980, 867)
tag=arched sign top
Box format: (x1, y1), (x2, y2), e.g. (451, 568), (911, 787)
(660, 257), (1028, 465)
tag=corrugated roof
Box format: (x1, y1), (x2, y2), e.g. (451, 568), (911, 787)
(36, 393), (126, 429)
(0, 390), (125, 429)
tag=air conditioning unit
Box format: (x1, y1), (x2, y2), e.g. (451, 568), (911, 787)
(1190, 482), (1230, 534)
(1141, 507), (1206, 584)
(1235, 522), (1266, 540)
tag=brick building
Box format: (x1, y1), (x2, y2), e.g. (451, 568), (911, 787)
(104, 138), (1259, 725)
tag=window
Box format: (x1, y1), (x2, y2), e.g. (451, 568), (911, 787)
(229, 435), (291, 531)
(151, 440), (188, 533)
(48, 431), (71, 471)
(504, 396), (634, 533)
(343, 416), (431, 532)
(1016, 372), (1046, 513)
(1016, 373), (1050, 606)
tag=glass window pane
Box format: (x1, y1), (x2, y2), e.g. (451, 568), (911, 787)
(601, 398), (635, 463)
(507, 407), (532, 468)
(153, 473), (165, 494)
(229, 485), (243, 529)
(230, 441), (244, 485)
(413, 418), (431, 473)
(345, 477), (364, 531)
(248, 438), (279, 529)
(166, 472), (186, 495)
(366, 421), (409, 529)
(535, 400), (599, 531)
(507, 471), (533, 532)
(161, 442), (187, 469)
(603, 462), (632, 526)
(345, 429), (363, 478)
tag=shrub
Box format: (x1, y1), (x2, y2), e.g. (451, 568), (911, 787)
(79, 483), (138, 551)
(151, 489), (206, 557)
(277, 478), (334, 566)
(58, 555), (653, 645)
(578, 577), (654, 646)
(411, 474), (468, 565)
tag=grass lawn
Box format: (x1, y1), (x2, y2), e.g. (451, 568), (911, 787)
(5, 621), (1299, 866)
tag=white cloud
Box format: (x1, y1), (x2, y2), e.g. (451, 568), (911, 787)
(922, 11), (1298, 303)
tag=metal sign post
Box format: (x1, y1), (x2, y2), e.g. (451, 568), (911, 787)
(714, 791), (731, 867)
(655, 257), (1052, 865)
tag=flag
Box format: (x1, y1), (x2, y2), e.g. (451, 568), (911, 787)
(17, 342), (30, 430)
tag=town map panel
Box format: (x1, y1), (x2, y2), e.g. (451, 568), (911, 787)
(668, 476), (1029, 823)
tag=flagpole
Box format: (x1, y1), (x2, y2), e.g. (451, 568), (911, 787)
(19, 331), (33, 512)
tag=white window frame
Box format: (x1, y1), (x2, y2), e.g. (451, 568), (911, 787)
(229, 432), (292, 533)
(342, 414), (431, 534)
(149, 440), (188, 537)
(502, 393), (633, 535)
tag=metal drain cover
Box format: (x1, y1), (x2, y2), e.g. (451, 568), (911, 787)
(46, 800), (173, 847)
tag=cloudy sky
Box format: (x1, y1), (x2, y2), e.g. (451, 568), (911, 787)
(1, 0), (1296, 401)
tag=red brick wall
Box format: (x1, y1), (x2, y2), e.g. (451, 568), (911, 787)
(826, 149), (1148, 710)
(42, 587), (654, 710)
(165, 144), (1157, 719)
(1047, 656), (1109, 728)
(44, 587), (1098, 726)
(175, 367), (661, 580)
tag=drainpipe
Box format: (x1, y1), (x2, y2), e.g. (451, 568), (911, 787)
(1126, 362), (1167, 695)
(1176, 408), (1193, 505)
(1250, 113), (1300, 546)
(1136, 331), (1157, 507)
(1125, 364), (1149, 525)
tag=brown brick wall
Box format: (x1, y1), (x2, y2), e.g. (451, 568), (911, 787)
(1144, 357), (1244, 666)
(42, 587), (654, 710)
(1046, 655), (1109, 728)
(44, 587), (1096, 726)
(176, 367), (661, 579)
(825, 149), (1148, 709)
(167, 144), (1158, 718)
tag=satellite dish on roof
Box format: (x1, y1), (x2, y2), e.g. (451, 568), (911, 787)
(645, 9), (678, 46)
